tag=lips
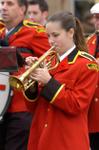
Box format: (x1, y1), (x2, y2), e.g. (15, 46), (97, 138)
(1, 14), (9, 20)
(2, 14), (8, 17)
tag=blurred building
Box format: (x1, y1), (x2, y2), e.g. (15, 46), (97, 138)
(46, 0), (96, 36)
(47, 0), (96, 17)
(46, 0), (74, 15)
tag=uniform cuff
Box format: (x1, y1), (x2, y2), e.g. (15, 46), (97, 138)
(41, 78), (62, 102)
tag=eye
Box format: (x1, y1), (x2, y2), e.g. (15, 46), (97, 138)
(47, 34), (50, 38)
(1, 1), (4, 5)
(53, 33), (60, 37)
(33, 11), (38, 15)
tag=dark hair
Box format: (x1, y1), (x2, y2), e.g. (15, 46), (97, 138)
(28, 0), (48, 12)
(17, 0), (28, 14)
(47, 11), (88, 52)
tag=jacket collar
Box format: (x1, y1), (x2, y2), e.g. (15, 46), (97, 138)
(50, 48), (80, 76)
(59, 45), (76, 62)
(68, 48), (79, 64)
(6, 21), (23, 38)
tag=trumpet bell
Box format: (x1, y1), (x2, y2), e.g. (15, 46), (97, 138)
(9, 76), (24, 90)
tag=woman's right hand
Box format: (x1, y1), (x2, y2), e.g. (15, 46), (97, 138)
(25, 56), (38, 67)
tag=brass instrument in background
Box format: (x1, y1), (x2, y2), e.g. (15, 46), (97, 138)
(9, 45), (60, 92)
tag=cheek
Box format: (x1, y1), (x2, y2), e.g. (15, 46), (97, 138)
(95, 21), (99, 29)
(55, 37), (65, 47)
(36, 15), (41, 21)
(37, 13), (42, 18)
(55, 40), (63, 48)
(56, 38), (67, 49)
(96, 20), (99, 24)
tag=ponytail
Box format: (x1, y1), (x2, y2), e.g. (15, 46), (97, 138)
(74, 18), (88, 52)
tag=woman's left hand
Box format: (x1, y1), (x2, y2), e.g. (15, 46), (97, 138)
(30, 67), (52, 86)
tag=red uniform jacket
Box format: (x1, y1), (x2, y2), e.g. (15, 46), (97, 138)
(26, 49), (98, 150)
(87, 34), (99, 133)
(0, 19), (50, 112)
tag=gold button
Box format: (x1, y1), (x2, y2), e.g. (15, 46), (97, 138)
(94, 98), (99, 102)
(45, 124), (48, 127)
(48, 108), (50, 112)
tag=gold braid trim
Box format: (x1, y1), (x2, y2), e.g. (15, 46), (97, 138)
(50, 84), (65, 103)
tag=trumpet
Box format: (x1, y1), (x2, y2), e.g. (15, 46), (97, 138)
(9, 45), (60, 92)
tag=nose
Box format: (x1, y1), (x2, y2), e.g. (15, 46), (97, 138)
(28, 14), (37, 22)
(29, 14), (34, 19)
(49, 38), (56, 46)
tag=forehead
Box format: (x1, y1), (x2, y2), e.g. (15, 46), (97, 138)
(46, 21), (63, 34)
(46, 21), (62, 29)
(28, 4), (41, 11)
(1, 0), (18, 4)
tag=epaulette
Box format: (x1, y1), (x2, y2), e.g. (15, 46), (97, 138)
(79, 51), (96, 61)
(79, 51), (99, 71)
(23, 20), (41, 27)
(86, 33), (95, 42)
(23, 20), (46, 33)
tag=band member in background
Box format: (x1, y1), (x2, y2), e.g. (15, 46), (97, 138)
(25, 12), (98, 150)
(0, 0), (50, 149)
(27, 0), (49, 26)
(87, 3), (99, 150)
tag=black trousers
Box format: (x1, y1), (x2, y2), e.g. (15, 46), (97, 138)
(0, 112), (33, 150)
(89, 133), (99, 150)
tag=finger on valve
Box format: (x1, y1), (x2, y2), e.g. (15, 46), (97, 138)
(25, 56), (38, 66)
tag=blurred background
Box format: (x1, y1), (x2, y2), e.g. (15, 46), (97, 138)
(46, 0), (99, 37)
(46, 0), (98, 17)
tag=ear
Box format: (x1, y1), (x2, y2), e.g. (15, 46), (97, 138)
(42, 11), (48, 19)
(68, 28), (74, 38)
(20, 6), (26, 16)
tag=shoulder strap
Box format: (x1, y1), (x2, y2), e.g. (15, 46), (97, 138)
(23, 20), (46, 33)
(23, 20), (41, 27)
(79, 51), (96, 61)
